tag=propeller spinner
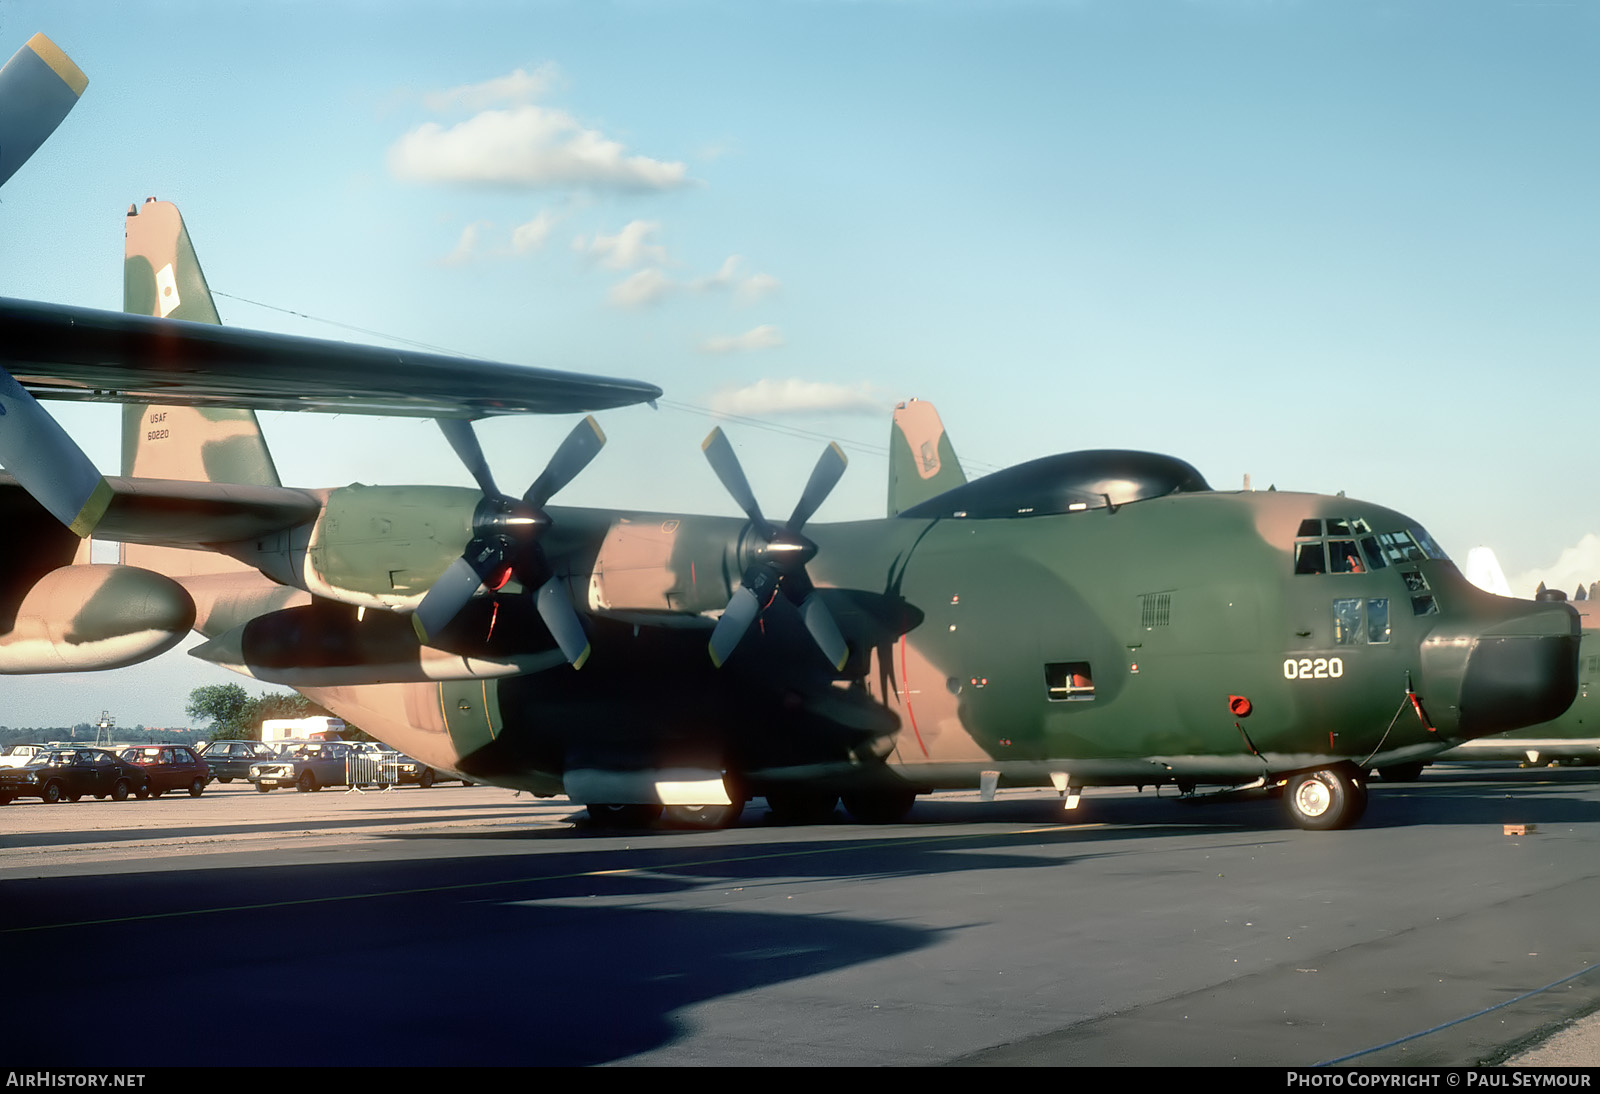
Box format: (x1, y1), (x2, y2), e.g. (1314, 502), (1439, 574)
(411, 416), (604, 668)
(702, 427), (850, 670)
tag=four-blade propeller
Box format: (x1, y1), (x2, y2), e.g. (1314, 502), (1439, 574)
(701, 427), (850, 671)
(411, 416), (605, 668)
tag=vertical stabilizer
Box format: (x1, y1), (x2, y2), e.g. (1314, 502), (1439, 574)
(887, 398), (965, 516)
(122, 199), (280, 577)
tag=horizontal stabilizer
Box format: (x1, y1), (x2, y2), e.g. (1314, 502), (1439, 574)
(0, 297), (662, 417)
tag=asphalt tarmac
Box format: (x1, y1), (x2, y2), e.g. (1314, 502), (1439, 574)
(2, 766), (1599, 1068)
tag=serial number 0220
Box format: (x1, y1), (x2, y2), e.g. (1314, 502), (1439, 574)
(1283, 657), (1343, 679)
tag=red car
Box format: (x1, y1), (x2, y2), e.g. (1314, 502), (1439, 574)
(117, 745), (211, 798)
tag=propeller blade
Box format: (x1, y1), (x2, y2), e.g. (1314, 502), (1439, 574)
(411, 548), (503, 642)
(0, 365), (111, 535)
(0, 34), (88, 188)
(701, 427), (771, 536)
(708, 586), (763, 668)
(787, 443), (848, 530)
(536, 576), (591, 669)
(436, 418), (501, 498)
(525, 415), (606, 508)
(795, 591), (849, 672)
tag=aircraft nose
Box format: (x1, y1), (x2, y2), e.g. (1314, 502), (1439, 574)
(1420, 599), (1580, 737)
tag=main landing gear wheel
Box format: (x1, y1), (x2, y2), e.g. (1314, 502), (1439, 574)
(662, 801), (745, 830)
(1283, 764), (1368, 831)
(585, 803), (664, 828)
(841, 788), (918, 824)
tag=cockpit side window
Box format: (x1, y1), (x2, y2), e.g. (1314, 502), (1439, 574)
(1294, 541), (1326, 575)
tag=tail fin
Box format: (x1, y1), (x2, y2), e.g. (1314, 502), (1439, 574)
(887, 398), (965, 516)
(121, 198), (280, 577)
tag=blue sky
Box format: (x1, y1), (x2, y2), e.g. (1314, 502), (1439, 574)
(2, 0), (1598, 728)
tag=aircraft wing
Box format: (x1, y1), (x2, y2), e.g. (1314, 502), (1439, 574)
(0, 297), (662, 417)
(0, 474), (320, 545)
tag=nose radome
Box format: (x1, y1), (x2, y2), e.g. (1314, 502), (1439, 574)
(1421, 600), (1580, 738)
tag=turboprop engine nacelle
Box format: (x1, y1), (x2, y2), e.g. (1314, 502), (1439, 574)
(262, 484), (479, 613)
(0, 564), (195, 672)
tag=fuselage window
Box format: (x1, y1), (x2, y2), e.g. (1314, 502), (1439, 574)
(1045, 662), (1095, 702)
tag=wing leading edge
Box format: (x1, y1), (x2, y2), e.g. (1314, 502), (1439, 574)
(0, 296), (662, 418)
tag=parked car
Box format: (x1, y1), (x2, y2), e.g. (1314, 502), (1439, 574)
(198, 740), (281, 783)
(117, 745), (211, 798)
(394, 755), (475, 788)
(0, 744), (50, 768)
(0, 748), (150, 804)
(249, 740), (360, 792)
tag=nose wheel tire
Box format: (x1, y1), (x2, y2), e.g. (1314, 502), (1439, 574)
(1283, 764), (1368, 831)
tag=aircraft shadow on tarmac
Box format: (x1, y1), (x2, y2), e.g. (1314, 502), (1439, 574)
(1, 818), (1311, 1066)
(4, 848), (937, 1067)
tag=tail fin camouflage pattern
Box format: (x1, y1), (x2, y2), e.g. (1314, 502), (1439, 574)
(886, 398), (965, 516)
(121, 198), (280, 578)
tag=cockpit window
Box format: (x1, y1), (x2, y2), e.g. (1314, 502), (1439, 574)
(1328, 540), (1365, 573)
(1295, 519), (1447, 574)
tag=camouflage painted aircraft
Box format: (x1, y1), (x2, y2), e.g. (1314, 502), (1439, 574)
(0, 200), (1583, 831)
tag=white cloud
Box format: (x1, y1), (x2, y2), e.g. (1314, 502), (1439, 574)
(423, 64), (563, 113)
(1510, 533), (1600, 600)
(738, 272), (781, 301)
(575, 220), (669, 269)
(609, 268), (675, 308)
(511, 209), (559, 253)
(389, 105), (689, 191)
(693, 255), (780, 300)
(603, 253), (781, 310)
(441, 220), (493, 266)
(708, 378), (888, 417)
(701, 325), (784, 354)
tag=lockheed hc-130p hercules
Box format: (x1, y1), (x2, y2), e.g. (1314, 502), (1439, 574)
(0, 198), (1582, 831)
